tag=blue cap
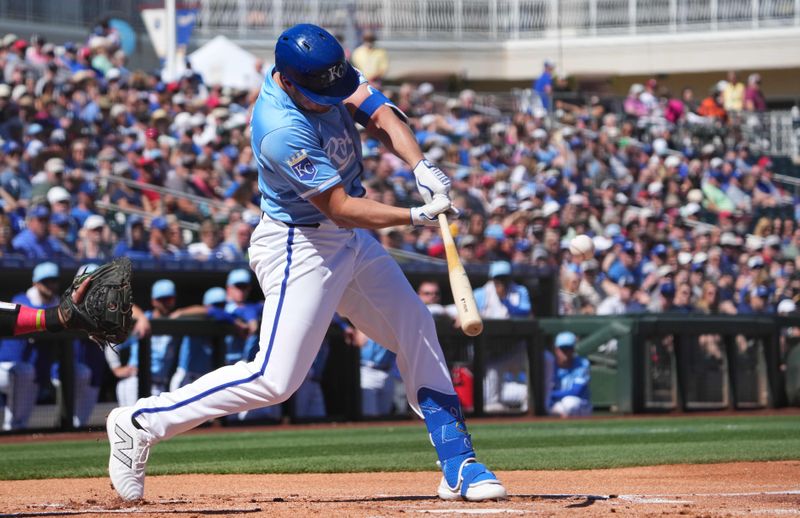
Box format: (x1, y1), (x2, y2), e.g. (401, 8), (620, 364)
(455, 167), (471, 180)
(26, 123), (43, 136)
(79, 181), (98, 196)
(51, 212), (70, 226)
(30, 205), (50, 219)
(222, 145), (239, 160)
(226, 268), (251, 286)
(605, 223), (621, 237)
(32, 262), (59, 283)
(555, 331), (577, 348)
(151, 279), (176, 299)
(484, 224), (505, 241)
(618, 274), (637, 287)
(489, 261), (512, 279)
(660, 282), (676, 297)
(237, 164), (257, 176)
(3, 141), (21, 154)
(752, 285), (769, 298)
(622, 240), (636, 254)
(150, 217), (167, 231)
(652, 243), (667, 256)
(77, 263), (99, 275)
(515, 238), (532, 252)
(127, 214), (144, 227)
(275, 24), (359, 106)
(203, 287), (227, 306)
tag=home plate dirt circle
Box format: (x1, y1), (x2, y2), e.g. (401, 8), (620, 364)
(0, 461), (798, 517)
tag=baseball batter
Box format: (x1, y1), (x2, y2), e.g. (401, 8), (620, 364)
(107, 24), (506, 502)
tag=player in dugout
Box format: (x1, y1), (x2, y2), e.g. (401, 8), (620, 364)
(106, 23), (507, 503)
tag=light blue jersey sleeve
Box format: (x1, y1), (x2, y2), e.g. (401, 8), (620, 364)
(259, 126), (342, 201)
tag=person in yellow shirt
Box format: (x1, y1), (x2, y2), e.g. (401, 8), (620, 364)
(722, 71), (744, 113)
(351, 31), (389, 88)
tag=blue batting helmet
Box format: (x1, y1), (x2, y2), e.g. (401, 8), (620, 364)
(275, 23), (359, 106)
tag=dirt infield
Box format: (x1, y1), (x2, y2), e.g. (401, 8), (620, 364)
(1, 461), (798, 517)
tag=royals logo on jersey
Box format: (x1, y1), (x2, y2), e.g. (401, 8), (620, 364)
(287, 150), (317, 181)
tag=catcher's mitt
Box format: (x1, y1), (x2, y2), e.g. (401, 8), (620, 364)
(59, 257), (134, 349)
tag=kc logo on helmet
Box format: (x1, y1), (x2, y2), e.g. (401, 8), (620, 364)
(327, 62), (345, 83)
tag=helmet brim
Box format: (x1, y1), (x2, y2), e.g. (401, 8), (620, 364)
(293, 63), (360, 106)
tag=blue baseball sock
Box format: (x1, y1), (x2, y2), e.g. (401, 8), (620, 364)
(418, 387), (498, 496)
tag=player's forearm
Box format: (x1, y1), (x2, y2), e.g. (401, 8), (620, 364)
(328, 195), (411, 229)
(0, 303), (63, 336)
(368, 107), (424, 168)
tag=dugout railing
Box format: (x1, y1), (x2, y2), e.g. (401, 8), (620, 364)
(2, 314), (798, 434)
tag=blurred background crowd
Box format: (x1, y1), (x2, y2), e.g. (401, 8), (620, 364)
(0, 26), (798, 320)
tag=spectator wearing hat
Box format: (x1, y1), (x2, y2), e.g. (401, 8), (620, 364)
(0, 141), (31, 204)
(605, 240), (637, 285)
(77, 214), (112, 261)
(548, 332), (591, 418)
(702, 168), (735, 215)
(474, 261), (532, 319)
(12, 205), (72, 259)
(113, 215), (150, 259)
(169, 287), (243, 391)
(110, 279), (181, 406)
(597, 274), (645, 315)
(217, 221), (253, 262)
(222, 268), (262, 364)
(351, 31), (389, 88)
(30, 157), (66, 200)
(0, 262), (66, 429)
(738, 285), (771, 314)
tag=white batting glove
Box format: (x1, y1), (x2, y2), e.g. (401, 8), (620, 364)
(413, 159), (451, 204)
(410, 194), (452, 227)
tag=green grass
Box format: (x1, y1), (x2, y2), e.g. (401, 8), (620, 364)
(1, 415), (799, 480)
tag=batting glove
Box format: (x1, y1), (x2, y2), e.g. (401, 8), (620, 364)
(413, 159), (451, 204)
(410, 194), (452, 227)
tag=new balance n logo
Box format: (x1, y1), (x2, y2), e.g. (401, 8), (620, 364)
(113, 424), (134, 468)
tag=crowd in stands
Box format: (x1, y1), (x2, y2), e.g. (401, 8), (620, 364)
(0, 27), (798, 325)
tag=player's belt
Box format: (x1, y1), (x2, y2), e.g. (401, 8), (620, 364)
(261, 213), (321, 228)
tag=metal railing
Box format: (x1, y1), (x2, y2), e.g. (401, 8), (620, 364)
(197, 0), (800, 41)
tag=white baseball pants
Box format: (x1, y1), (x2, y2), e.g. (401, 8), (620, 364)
(132, 220), (455, 440)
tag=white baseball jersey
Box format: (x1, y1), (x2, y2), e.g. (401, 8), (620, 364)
(128, 70), (456, 441)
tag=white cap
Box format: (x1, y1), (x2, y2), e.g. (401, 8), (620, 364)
(83, 214), (106, 230)
(665, 155), (681, 168)
(417, 82), (434, 96)
(692, 252), (708, 265)
(746, 235), (764, 251)
(687, 189), (704, 204)
(420, 114), (437, 127)
(680, 202), (701, 218)
(747, 255), (764, 268)
(710, 157), (724, 169)
(764, 235), (782, 248)
(678, 251), (693, 266)
(720, 232), (740, 246)
(47, 186), (71, 204)
(532, 128), (548, 140)
(778, 299), (796, 314)
(648, 182), (663, 195)
(593, 236), (612, 252)
(542, 200), (560, 217)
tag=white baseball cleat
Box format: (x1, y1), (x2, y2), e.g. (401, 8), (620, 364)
(107, 406), (153, 501)
(436, 460), (508, 502)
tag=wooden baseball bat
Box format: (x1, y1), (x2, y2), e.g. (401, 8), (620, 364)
(438, 214), (484, 337)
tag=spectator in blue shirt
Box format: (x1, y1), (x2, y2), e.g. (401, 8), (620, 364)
(474, 261), (532, 319)
(549, 332), (592, 417)
(12, 205), (73, 259)
(533, 59), (555, 112)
